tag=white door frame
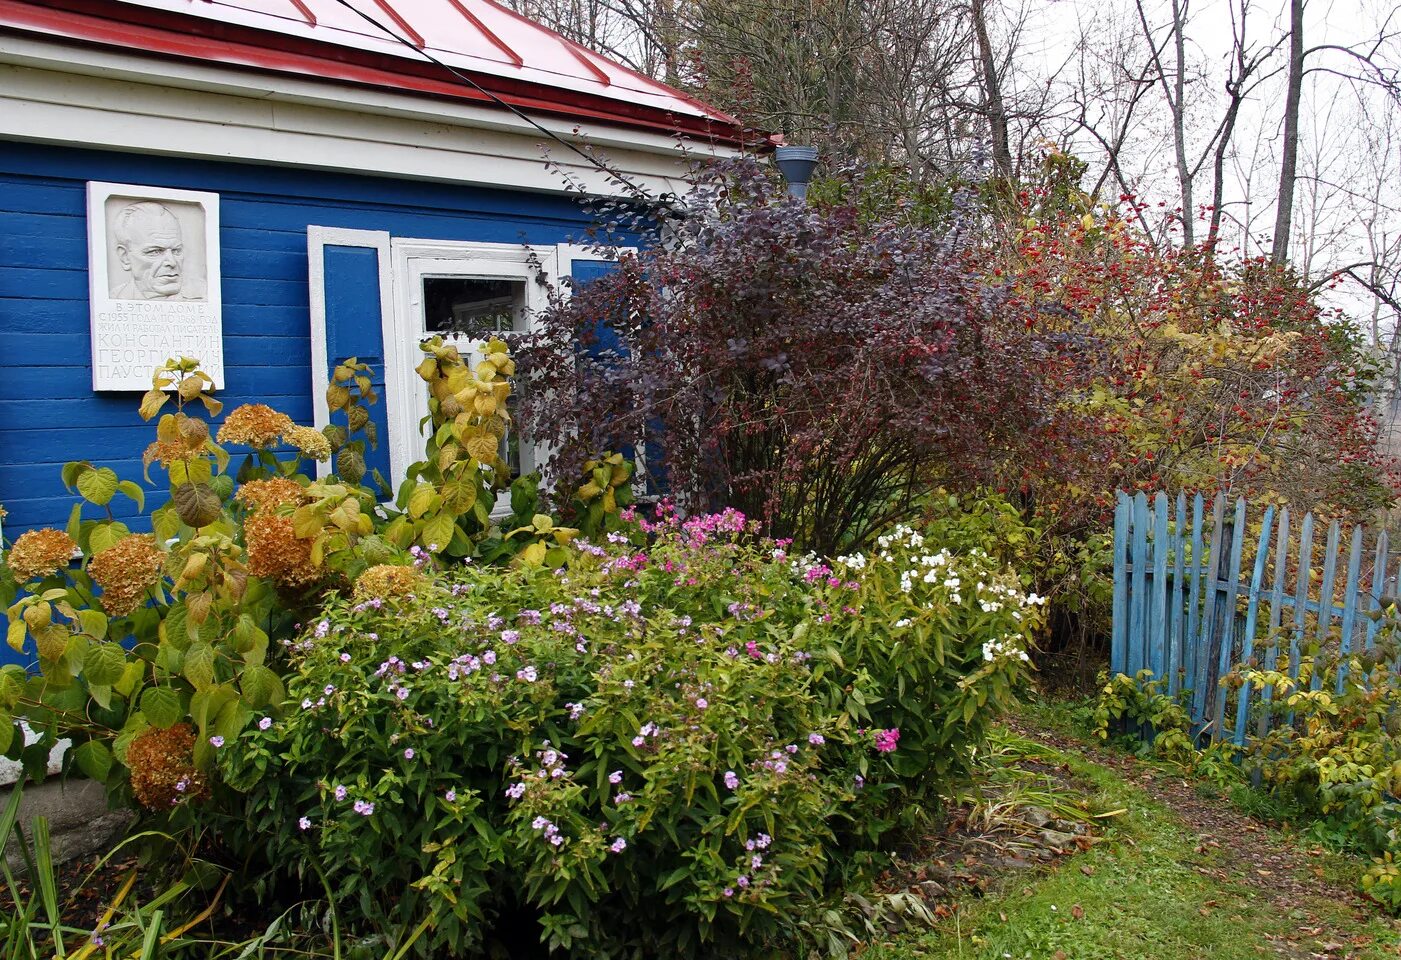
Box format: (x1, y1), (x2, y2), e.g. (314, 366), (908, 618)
(385, 238), (557, 495)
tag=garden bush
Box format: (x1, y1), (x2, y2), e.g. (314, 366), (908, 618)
(516, 160), (1079, 558)
(216, 508), (1042, 957)
(0, 337), (598, 820)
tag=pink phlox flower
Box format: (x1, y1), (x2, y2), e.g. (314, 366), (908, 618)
(874, 728), (901, 753)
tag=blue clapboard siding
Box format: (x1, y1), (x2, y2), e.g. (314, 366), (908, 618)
(0, 141), (624, 535)
(1111, 491), (1396, 745)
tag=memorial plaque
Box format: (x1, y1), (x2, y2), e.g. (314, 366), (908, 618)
(86, 182), (223, 390)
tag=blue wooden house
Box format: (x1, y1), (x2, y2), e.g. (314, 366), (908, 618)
(0, 0), (749, 537)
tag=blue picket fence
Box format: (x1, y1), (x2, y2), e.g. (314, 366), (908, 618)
(1111, 491), (1397, 742)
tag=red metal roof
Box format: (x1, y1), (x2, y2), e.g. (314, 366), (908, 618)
(0, 0), (753, 146)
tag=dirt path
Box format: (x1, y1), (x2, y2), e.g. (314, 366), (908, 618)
(1026, 722), (1398, 959)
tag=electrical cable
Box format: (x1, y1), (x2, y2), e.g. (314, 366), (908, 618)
(326, 0), (679, 204)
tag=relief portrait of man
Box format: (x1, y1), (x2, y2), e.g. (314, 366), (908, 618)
(108, 200), (208, 301)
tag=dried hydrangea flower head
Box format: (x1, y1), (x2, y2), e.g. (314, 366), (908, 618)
(284, 425), (332, 462)
(217, 404), (295, 449)
(235, 478), (307, 515)
(88, 534), (165, 616)
(245, 513), (321, 588)
(6, 528), (76, 582)
(126, 722), (209, 810)
(142, 440), (188, 470)
(353, 564), (421, 602)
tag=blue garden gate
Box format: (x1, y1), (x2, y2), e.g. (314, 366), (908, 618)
(1112, 491), (1398, 742)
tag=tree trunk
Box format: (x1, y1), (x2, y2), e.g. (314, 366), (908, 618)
(1272, 0), (1305, 264)
(1170, 0), (1194, 247)
(971, 0), (1012, 178)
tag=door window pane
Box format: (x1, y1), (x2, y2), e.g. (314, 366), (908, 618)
(422, 277), (523, 339)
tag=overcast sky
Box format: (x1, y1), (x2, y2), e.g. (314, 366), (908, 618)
(1012, 0), (1400, 335)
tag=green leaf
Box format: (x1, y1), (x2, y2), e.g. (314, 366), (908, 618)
(232, 614), (265, 654)
(6, 620), (25, 654)
(161, 604), (191, 652)
(116, 480), (146, 511)
(114, 660), (143, 698)
(77, 609), (108, 641)
(61, 461), (91, 492)
(184, 641), (216, 691)
(82, 643), (127, 686)
(66, 502), (83, 543)
(0, 667), (25, 709)
(73, 740), (112, 783)
(76, 467), (119, 506)
(213, 698), (251, 743)
(240, 664), (283, 709)
(422, 514), (455, 553)
(0, 714), (11, 756)
(210, 474), (235, 501)
(409, 484), (438, 520)
(292, 506), (323, 540)
(152, 504), (182, 544)
(186, 458), (213, 486)
(88, 683), (112, 711)
(140, 687), (183, 729)
(190, 684), (237, 736)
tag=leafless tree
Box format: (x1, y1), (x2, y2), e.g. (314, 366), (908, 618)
(1272, 0), (1401, 262)
(1128, 0), (1285, 248)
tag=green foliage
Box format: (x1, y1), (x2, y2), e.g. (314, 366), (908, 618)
(1092, 671), (1197, 764)
(217, 513), (1042, 957)
(1363, 853), (1401, 913)
(0, 337), (577, 828)
(1094, 635), (1401, 914)
(381, 336), (517, 558)
(567, 451), (636, 540)
(1235, 645), (1401, 882)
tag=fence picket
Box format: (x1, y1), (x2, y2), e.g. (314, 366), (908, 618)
(1151, 492), (1170, 679)
(1170, 491), (1188, 697)
(1210, 500), (1247, 741)
(1185, 493), (1205, 696)
(1192, 493), (1227, 727)
(1313, 522), (1342, 692)
(1111, 493), (1130, 676)
(1290, 512), (1315, 711)
(1259, 507), (1290, 738)
(1367, 531), (1389, 651)
(1234, 504), (1275, 745)
(1336, 526), (1365, 694)
(1131, 493), (1149, 676)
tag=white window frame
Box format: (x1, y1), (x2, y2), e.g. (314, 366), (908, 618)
(386, 239), (557, 511)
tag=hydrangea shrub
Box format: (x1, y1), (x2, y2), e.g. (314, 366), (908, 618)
(220, 506), (1042, 956)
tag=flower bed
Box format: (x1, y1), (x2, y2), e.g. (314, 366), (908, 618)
(218, 508), (1042, 956)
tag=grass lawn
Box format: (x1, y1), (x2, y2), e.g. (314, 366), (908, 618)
(862, 719), (1401, 960)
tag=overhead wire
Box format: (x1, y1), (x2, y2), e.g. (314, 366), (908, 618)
(326, 0), (676, 205)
